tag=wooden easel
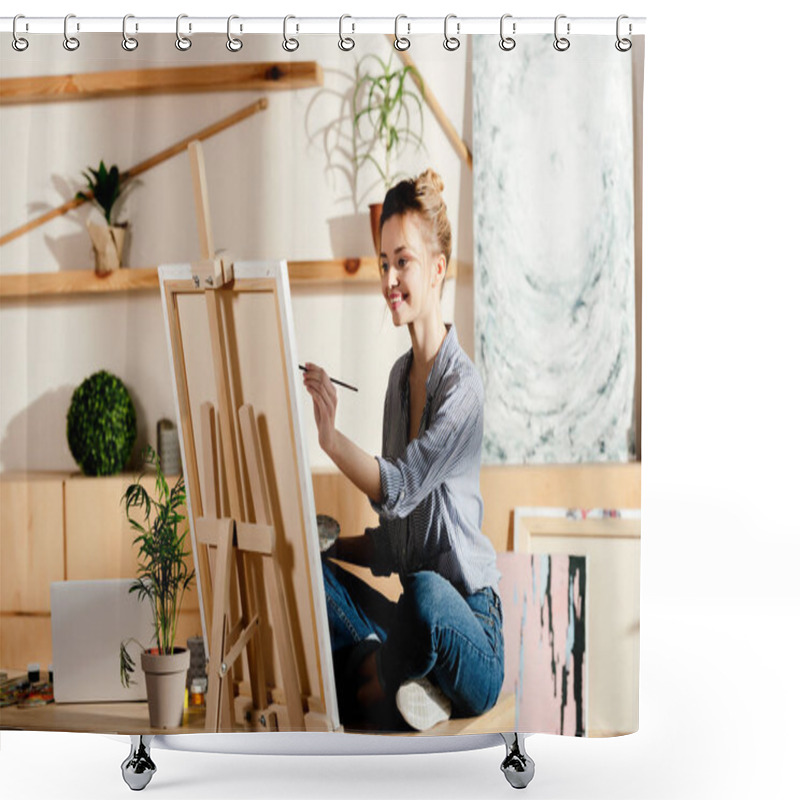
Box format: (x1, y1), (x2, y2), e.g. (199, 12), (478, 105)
(186, 140), (306, 732)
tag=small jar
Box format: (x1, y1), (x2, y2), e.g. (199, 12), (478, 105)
(189, 677), (207, 707)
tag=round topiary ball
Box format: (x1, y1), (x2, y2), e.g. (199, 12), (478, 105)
(66, 370), (137, 476)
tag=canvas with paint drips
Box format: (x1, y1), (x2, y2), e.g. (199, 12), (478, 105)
(497, 553), (587, 736)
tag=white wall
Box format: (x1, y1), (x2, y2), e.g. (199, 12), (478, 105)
(0, 33), (474, 471)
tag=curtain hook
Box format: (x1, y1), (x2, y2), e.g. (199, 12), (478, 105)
(394, 15), (411, 51)
(499, 14), (516, 51)
(227, 15), (243, 52)
(63, 13), (80, 51)
(283, 15), (299, 52)
(176, 14), (192, 51)
(122, 14), (139, 51)
(12, 15), (29, 52)
(615, 14), (632, 52)
(554, 14), (570, 51)
(338, 14), (355, 51)
(444, 14), (460, 51)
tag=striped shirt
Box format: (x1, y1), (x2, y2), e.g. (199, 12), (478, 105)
(366, 324), (501, 596)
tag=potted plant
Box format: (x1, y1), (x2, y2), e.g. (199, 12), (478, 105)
(352, 52), (426, 254)
(74, 159), (136, 276)
(120, 444), (194, 729)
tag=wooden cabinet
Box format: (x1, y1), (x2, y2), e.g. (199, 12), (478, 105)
(1, 475), (64, 614)
(0, 471), (201, 670)
(65, 475), (141, 581)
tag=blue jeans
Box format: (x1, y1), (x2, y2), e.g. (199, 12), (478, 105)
(322, 559), (504, 722)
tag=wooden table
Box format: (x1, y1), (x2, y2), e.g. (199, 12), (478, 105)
(0, 699), (210, 734)
(0, 692), (516, 736)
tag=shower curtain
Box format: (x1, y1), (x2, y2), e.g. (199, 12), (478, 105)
(0, 16), (644, 742)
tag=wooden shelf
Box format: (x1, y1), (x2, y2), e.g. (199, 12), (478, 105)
(0, 268), (161, 299)
(0, 259), (461, 300)
(0, 62), (323, 105)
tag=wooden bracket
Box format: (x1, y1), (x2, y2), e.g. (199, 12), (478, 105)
(191, 255), (234, 289)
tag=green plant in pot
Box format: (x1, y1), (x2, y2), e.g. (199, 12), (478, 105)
(120, 444), (194, 729)
(75, 159), (136, 276)
(67, 369), (137, 476)
(352, 52), (426, 254)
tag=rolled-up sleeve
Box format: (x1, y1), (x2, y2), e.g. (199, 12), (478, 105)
(371, 455), (403, 512)
(369, 380), (482, 521)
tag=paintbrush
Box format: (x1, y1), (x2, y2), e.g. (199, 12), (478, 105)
(298, 365), (358, 393)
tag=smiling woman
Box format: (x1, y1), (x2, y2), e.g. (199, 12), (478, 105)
(302, 168), (503, 733)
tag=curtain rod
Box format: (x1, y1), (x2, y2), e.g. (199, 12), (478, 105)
(1, 16), (646, 37)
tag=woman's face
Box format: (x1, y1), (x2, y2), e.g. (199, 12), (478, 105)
(379, 213), (444, 327)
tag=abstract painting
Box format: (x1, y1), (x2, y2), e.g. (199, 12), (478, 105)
(497, 552), (587, 736)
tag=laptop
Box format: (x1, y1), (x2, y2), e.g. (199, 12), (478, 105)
(50, 579), (156, 703)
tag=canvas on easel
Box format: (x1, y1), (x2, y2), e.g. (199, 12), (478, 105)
(159, 259), (338, 733)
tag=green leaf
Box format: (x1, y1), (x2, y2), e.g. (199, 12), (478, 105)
(350, 48), (426, 185)
(120, 641), (137, 688)
(76, 160), (126, 223)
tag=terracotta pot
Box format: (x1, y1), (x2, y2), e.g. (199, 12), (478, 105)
(368, 202), (383, 257)
(141, 647), (190, 729)
(87, 221), (127, 276)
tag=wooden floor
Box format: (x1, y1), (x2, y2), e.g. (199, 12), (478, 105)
(408, 692), (515, 736)
(342, 692), (516, 737)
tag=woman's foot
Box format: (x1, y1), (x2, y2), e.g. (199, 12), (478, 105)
(395, 677), (452, 731)
(355, 649), (386, 707)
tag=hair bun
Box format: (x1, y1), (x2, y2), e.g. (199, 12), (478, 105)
(380, 167), (452, 270)
(417, 168), (445, 197)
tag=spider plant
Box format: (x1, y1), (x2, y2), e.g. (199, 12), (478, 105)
(353, 52), (426, 195)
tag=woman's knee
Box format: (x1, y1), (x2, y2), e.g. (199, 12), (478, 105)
(401, 571), (458, 631)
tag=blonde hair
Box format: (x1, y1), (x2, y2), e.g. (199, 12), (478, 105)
(380, 168), (452, 271)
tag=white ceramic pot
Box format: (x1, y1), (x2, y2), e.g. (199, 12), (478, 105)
(141, 647), (190, 729)
(87, 220), (127, 275)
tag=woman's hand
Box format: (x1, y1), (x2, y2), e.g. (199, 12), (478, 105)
(302, 362), (338, 454)
(302, 364), (382, 504)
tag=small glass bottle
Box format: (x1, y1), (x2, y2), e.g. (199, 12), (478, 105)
(189, 677), (207, 708)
